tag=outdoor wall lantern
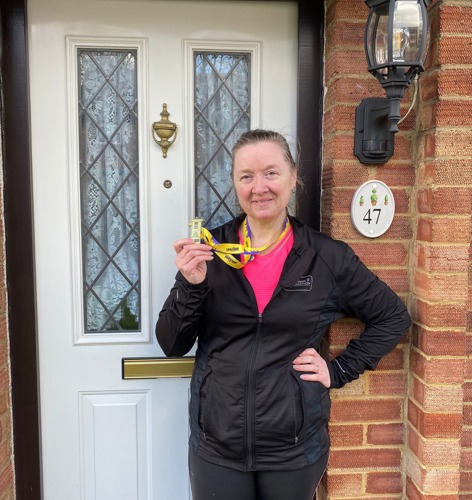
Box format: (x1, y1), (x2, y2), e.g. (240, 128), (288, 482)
(354, 0), (431, 164)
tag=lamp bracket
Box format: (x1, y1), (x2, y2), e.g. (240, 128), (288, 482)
(354, 97), (396, 165)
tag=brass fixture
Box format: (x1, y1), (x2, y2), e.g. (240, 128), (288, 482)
(152, 103), (177, 158)
(122, 357), (194, 379)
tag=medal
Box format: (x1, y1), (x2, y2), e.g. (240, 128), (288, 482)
(189, 218), (204, 243)
(198, 217), (291, 269)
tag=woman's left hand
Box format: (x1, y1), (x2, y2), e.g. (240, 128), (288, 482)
(292, 348), (331, 389)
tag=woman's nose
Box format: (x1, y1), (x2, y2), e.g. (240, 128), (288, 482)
(252, 175), (268, 193)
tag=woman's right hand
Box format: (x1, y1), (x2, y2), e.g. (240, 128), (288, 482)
(173, 238), (214, 285)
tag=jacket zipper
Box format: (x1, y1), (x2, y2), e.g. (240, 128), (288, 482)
(245, 312), (263, 471)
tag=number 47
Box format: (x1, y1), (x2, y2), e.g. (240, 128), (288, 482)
(363, 209), (381, 224)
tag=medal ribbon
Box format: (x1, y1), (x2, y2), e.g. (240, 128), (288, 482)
(200, 217), (291, 269)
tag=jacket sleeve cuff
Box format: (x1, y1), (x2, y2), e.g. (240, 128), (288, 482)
(328, 358), (349, 389)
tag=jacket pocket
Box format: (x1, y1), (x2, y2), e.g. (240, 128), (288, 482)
(289, 370), (306, 443)
(197, 369), (246, 460)
(254, 368), (306, 448)
(198, 367), (213, 437)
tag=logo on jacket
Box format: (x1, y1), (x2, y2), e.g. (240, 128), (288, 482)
(284, 275), (313, 292)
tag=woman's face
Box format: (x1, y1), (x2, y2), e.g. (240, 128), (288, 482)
(232, 140), (297, 225)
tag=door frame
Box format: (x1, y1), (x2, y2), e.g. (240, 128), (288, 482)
(0, 0), (324, 498)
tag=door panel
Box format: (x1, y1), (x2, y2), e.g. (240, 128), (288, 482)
(27, 0), (297, 498)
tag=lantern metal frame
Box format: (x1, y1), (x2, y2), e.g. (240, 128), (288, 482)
(354, 0), (431, 164)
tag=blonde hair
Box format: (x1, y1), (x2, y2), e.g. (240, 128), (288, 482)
(231, 129), (297, 178)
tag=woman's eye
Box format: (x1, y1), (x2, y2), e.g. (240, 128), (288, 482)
(240, 175), (252, 182)
(266, 170), (278, 178)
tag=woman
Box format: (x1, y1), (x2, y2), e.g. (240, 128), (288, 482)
(156, 129), (411, 500)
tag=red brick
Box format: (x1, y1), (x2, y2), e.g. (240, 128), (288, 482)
(420, 71), (439, 102)
(439, 6), (472, 35)
(412, 326), (466, 357)
(460, 470), (472, 491)
(325, 0), (367, 26)
(463, 405), (472, 426)
(412, 377), (463, 412)
(417, 159), (472, 187)
(417, 216), (471, 244)
(463, 382), (472, 403)
(323, 104), (356, 133)
(331, 398), (402, 423)
(435, 100), (472, 127)
(366, 471), (402, 494)
(325, 49), (367, 84)
(464, 358), (472, 379)
(461, 449), (472, 469)
(375, 268), (410, 294)
(367, 423), (404, 446)
(410, 349), (464, 384)
(438, 36), (472, 66)
(438, 69), (472, 97)
(413, 271), (468, 302)
(349, 242), (408, 267)
(408, 399), (462, 438)
(368, 372), (407, 396)
(326, 320), (364, 347)
(329, 424), (364, 447)
(324, 472), (363, 497)
(377, 347), (407, 371)
(413, 299), (468, 329)
(415, 243), (470, 273)
(329, 447), (401, 469)
(420, 101), (437, 130)
(409, 426), (461, 466)
(325, 78), (380, 107)
(406, 475), (459, 500)
(423, 130), (472, 158)
(417, 187), (472, 215)
(461, 427), (472, 447)
(407, 451), (461, 492)
(321, 161), (368, 189)
(327, 20), (366, 48)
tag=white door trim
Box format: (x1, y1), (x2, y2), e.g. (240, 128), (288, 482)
(66, 36), (151, 345)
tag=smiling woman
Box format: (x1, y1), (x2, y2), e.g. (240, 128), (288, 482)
(156, 129), (411, 500)
(3, 0), (324, 498)
(232, 132), (297, 239)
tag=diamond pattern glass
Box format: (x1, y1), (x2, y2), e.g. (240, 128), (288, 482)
(78, 49), (140, 333)
(194, 52), (251, 229)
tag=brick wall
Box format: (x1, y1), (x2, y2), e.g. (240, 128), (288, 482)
(0, 120), (15, 497)
(319, 0), (472, 498)
(409, 0), (472, 498)
(320, 0), (412, 497)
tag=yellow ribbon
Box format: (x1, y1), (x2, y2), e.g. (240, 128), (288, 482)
(200, 217), (291, 269)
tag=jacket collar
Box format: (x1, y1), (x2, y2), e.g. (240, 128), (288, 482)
(212, 215), (317, 288)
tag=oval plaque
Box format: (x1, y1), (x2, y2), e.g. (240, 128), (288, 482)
(351, 180), (395, 238)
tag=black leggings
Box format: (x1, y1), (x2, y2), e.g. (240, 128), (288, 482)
(189, 449), (328, 500)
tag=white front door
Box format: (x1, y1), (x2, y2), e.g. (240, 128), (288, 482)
(28, 0), (298, 498)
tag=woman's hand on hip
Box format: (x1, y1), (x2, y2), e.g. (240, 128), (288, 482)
(292, 348), (331, 389)
(173, 238), (214, 285)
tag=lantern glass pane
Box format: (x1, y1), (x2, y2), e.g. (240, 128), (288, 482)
(393, 0), (424, 63)
(367, 7), (389, 68)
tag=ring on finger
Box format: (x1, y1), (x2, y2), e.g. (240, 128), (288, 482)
(314, 364), (319, 372)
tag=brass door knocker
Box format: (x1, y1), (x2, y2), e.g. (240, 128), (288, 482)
(152, 103), (177, 158)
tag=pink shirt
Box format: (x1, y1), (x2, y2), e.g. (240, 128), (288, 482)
(241, 228), (294, 313)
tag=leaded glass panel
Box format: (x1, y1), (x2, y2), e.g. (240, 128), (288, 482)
(194, 52), (250, 229)
(78, 49), (140, 333)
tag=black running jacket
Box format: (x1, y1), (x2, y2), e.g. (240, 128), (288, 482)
(156, 216), (411, 472)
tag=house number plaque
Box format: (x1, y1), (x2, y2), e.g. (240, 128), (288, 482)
(351, 180), (395, 238)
